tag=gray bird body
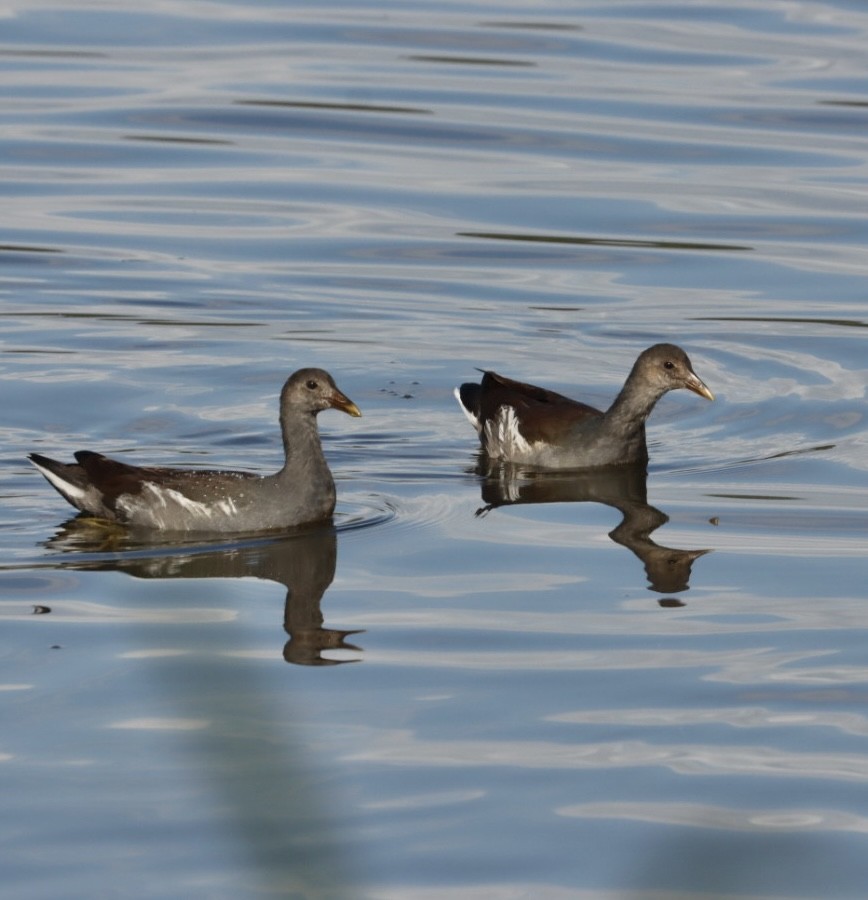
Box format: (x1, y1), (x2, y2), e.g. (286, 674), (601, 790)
(455, 344), (713, 469)
(29, 368), (361, 533)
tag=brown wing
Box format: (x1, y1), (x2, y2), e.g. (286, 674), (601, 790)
(74, 451), (256, 510)
(478, 371), (604, 445)
(73, 452), (161, 510)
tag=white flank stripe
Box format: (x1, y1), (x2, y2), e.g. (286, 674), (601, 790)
(144, 483), (214, 517)
(215, 497), (237, 516)
(117, 482), (239, 528)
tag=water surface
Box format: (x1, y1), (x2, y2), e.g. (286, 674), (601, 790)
(3, 1), (868, 898)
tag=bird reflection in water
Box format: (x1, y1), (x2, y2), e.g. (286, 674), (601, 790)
(43, 520), (362, 665)
(473, 461), (710, 601)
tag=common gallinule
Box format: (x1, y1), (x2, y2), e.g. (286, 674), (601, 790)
(29, 368), (361, 532)
(454, 343), (713, 468)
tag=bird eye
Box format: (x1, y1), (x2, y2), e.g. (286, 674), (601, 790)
(305, 379), (318, 390)
(663, 361), (675, 370)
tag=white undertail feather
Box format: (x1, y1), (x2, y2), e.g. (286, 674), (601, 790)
(483, 405), (535, 460)
(30, 459), (102, 512)
(453, 387), (481, 433)
(29, 459), (88, 505)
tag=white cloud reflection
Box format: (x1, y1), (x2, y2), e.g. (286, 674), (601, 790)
(345, 730), (868, 783)
(370, 886), (659, 900)
(548, 706), (868, 737)
(558, 801), (868, 834)
(108, 717), (210, 731)
(2, 600), (237, 625)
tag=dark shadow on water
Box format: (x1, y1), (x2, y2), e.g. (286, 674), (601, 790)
(30, 522), (362, 894)
(696, 313), (866, 328)
(407, 54), (536, 67)
(236, 98), (431, 115)
(0, 243), (63, 255)
(472, 460), (711, 598)
(458, 230), (753, 252)
(41, 521), (363, 665)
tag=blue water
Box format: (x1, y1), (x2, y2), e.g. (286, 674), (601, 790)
(3, 1), (868, 897)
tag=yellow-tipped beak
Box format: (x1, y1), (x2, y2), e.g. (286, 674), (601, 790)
(685, 373), (714, 402)
(332, 391), (362, 417)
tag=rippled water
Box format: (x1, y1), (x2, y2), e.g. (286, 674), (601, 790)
(3, 1), (868, 897)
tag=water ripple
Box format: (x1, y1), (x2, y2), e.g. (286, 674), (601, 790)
(5, 2), (868, 897)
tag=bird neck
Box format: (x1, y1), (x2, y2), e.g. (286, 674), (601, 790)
(279, 411), (326, 471)
(604, 375), (665, 437)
